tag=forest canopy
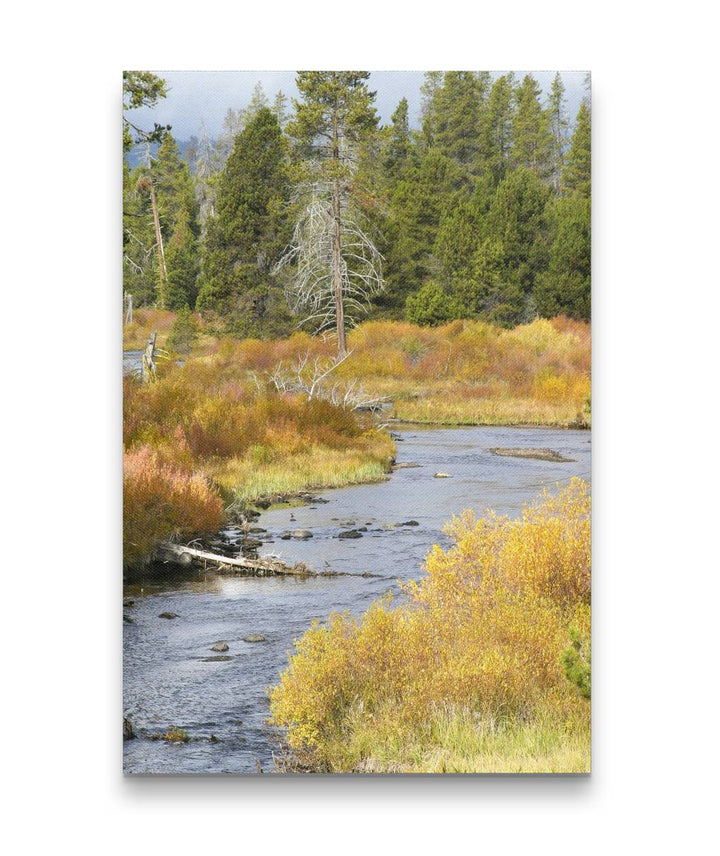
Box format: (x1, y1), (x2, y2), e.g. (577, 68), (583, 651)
(123, 71), (591, 343)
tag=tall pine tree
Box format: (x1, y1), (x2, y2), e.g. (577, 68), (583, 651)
(198, 107), (291, 336)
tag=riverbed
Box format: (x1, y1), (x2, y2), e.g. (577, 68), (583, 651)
(123, 425), (590, 774)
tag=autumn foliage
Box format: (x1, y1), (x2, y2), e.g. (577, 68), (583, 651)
(270, 479), (591, 771)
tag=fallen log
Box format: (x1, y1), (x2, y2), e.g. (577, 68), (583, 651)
(156, 542), (315, 577)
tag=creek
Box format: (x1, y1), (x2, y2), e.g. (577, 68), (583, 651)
(123, 425), (590, 774)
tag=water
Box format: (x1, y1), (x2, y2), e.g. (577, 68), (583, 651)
(123, 350), (143, 377)
(123, 425), (590, 774)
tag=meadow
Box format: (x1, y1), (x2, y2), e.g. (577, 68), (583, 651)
(123, 311), (590, 566)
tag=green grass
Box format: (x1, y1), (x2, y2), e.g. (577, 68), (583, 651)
(206, 443), (394, 506)
(280, 704), (590, 774)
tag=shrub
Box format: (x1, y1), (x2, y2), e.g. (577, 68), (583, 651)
(405, 282), (462, 326)
(270, 479), (591, 769)
(123, 445), (223, 566)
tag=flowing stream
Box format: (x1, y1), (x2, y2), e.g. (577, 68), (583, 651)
(123, 425), (591, 774)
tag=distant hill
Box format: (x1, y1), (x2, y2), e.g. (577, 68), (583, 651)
(124, 137), (203, 172)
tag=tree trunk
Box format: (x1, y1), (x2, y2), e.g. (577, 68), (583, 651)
(148, 178), (167, 309)
(332, 175), (346, 356)
(331, 106), (347, 356)
(156, 541), (314, 576)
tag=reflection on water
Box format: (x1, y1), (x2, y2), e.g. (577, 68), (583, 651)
(123, 425), (590, 774)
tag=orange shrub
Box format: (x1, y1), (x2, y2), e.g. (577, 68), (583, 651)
(123, 445), (223, 566)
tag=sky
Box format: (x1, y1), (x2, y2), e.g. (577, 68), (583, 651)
(125, 70), (588, 141)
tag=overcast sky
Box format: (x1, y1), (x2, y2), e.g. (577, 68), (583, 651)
(125, 70), (588, 141)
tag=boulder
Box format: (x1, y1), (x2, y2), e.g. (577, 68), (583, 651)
(291, 530), (313, 540)
(243, 633), (267, 643)
(159, 611), (179, 619)
(399, 520), (420, 526)
(210, 641), (229, 652)
(123, 717), (135, 741)
(338, 529), (363, 539)
(434, 472), (452, 478)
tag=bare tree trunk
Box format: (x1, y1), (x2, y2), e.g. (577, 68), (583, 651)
(332, 176), (347, 356)
(148, 179), (167, 309)
(331, 108), (347, 356)
(142, 330), (157, 383)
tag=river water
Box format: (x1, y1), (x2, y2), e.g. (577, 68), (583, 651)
(123, 425), (591, 774)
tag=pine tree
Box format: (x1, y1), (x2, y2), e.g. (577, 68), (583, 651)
(198, 107), (291, 336)
(377, 149), (465, 315)
(484, 74), (515, 184)
(424, 71), (484, 171)
(281, 71), (382, 355)
(512, 74), (553, 179)
(534, 194), (590, 320)
(383, 97), (414, 181)
(563, 101), (591, 197)
(484, 167), (551, 319)
(547, 72), (569, 192)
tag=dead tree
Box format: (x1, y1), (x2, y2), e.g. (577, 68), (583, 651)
(275, 186), (383, 355)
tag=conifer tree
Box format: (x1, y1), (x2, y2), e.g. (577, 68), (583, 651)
(534, 194), (590, 320)
(198, 107), (291, 336)
(563, 101), (591, 197)
(280, 71), (382, 355)
(512, 74), (553, 179)
(484, 167), (551, 319)
(484, 74), (515, 184)
(425, 71), (484, 170)
(383, 97), (414, 181)
(547, 72), (569, 192)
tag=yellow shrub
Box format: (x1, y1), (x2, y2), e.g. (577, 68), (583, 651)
(270, 480), (591, 768)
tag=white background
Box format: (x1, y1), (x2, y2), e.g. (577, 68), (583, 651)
(2, 2), (717, 853)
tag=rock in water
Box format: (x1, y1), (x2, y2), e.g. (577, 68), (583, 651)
(487, 447), (575, 462)
(159, 611), (179, 619)
(123, 717), (135, 740)
(338, 529), (363, 539)
(434, 472), (452, 478)
(399, 520), (420, 526)
(211, 641), (229, 652)
(243, 634), (267, 643)
(291, 530), (313, 539)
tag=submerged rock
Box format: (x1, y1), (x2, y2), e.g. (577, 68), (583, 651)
(203, 655), (233, 662)
(434, 472), (452, 478)
(159, 611), (179, 619)
(399, 520), (420, 527)
(210, 641), (229, 652)
(243, 633), (267, 643)
(488, 447), (576, 463)
(338, 529), (363, 539)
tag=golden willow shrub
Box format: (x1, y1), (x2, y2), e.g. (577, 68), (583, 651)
(270, 479), (591, 764)
(123, 445), (223, 566)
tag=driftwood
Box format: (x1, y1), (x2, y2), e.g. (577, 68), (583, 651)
(156, 542), (316, 577)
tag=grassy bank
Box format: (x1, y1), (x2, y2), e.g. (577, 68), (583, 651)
(270, 479), (591, 773)
(123, 350), (394, 567)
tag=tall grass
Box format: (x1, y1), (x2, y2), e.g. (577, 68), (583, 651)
(123, 352), (394, 564)
(270, 479), (591, 773)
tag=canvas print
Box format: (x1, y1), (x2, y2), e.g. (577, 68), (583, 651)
(123, 70), (591, 774)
